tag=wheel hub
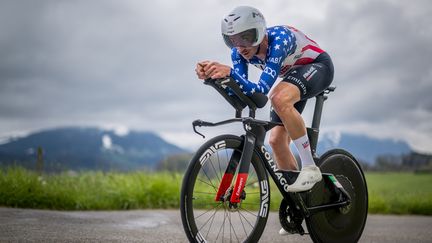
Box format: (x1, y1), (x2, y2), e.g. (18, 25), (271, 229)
(335, 175), (355, 215)
(222, 186), (246, 211)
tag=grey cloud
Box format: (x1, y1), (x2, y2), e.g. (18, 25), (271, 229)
(0, 0), (431, 152)
(320, 1), (432, 124)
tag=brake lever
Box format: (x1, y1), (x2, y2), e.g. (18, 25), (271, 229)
(192, 120), (206, 139)
(192, 118), (243, 138)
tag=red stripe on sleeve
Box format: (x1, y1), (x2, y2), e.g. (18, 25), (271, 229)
(293, 57), (315, 65)
(301, 44), (324, 53)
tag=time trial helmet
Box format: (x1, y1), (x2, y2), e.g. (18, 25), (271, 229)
(221, 6), (266, 48)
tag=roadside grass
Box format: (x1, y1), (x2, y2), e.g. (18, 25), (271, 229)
(0, 166), (181, 210)
(366, 172), (432, 215)
(1, 166), (431, 215)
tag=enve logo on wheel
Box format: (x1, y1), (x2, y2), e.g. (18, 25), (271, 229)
(259, 180), (269, 217)
(199, 140), (226, 165)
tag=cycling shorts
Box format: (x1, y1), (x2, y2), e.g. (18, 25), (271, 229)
(270, 52), (334, 123)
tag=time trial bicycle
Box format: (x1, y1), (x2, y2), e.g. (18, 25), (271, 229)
(180, 77), (368, 243)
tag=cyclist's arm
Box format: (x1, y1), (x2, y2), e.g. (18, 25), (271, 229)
(231, 49), (249, 80)
(230, 61), (278, 95)
(222, 49), (248, 96)
(230, 29), (296, 96)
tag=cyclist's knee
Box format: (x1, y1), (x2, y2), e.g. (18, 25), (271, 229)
(269, 128), (290, 149)
(269, 133), (280, 149)
(270, 92), (295, 114)
(270, 84), (300, 114)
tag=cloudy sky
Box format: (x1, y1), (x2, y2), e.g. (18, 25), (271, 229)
(1, 0), (431, 153)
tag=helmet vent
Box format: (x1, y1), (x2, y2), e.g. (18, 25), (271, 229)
(224, 18), (228, 22)
(233, 16), (241, 21)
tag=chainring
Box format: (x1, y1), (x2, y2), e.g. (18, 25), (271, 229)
(279, 199), (304, 234)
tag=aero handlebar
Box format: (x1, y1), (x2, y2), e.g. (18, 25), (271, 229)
(204, 78), (268, 118)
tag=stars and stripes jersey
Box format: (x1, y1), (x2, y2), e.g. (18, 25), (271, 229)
(229, 25), (325, 96)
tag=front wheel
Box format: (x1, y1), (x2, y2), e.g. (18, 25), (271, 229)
(306, 149), (368, 243)
(180, 135), (270, 243)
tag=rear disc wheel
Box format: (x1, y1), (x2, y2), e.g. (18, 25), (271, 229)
(306, 149), (368, 243)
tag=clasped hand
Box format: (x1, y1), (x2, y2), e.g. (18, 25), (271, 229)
(195, 61), (231, 80)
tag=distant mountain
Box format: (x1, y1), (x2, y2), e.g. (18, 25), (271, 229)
(0, 127), (418, 171)
(0, 127), (187, 171)
(317, 132), (412, 164)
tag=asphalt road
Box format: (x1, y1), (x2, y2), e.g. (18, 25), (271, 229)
(0, 208), (431, 242)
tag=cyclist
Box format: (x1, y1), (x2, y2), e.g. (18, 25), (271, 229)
(195, 6), (334, 195)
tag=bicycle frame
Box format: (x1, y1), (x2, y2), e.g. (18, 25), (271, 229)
(193, 78), (350, 221)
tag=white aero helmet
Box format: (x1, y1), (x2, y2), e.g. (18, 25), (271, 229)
(221, 6), (266, 48)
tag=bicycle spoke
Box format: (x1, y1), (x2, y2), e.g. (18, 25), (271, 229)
(237, 209), (255, 229)
(238, 210), (248, 238)
(229, 210), (232, 242)
(215, 150), (224, 183)
(223, 208), (226, 243)
(228, 210), (240, 242)
(239, 202), (260, 206)
(192, 202), (220, 208)
(208, 156), (222, 185)
(194, 191), (217, 195)
(196, 179), (218, 196)
(223, 149), (231, 181)
(244, 171), (258, 188)
(243, 191), (260, 194)
(216, 207), (227, 242)
(198, 206), (221, 233)
(206, 206), (220, 239)
(239, 207), (258, 218)
(200, 168), (219, 193)
(244, 180), (259, 188)
(248, 166), (257, 181)
(219, 150), (227, 185)
(197, 177), (216, 188)
(195, 203), (223, 220)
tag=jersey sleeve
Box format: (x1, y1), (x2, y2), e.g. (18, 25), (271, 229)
(231, 48), (248, 80)
(224, 48), (248, 96)
(229, 28), (296, 96)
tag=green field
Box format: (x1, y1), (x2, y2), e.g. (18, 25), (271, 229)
(366, 172), (432, 215)
(0, 167), (431, 215)
(0, 167), (181, 210)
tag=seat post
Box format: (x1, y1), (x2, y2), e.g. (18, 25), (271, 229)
(307, 86), (335, 158)
(307, 93), (327, 158)
(312, 93), (327, 130)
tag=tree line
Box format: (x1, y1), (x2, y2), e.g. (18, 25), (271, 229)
(157, 152), (432, 173)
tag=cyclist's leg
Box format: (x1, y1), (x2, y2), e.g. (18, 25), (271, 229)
(269, 126), (297, 171)
(270, 52), (334, 192)
(270, 82), (312, 161)
(273, 53), (334, 145)
(269, 101), (306, 171)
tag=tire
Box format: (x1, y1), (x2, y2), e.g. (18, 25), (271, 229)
(180, 135), (270, 243)
(306, 149), (368, 243)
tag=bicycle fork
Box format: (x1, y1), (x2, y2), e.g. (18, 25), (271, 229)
(215, 134), (256, 204)
(214, 150), (239, 202)
(215, 120), (268, 204)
